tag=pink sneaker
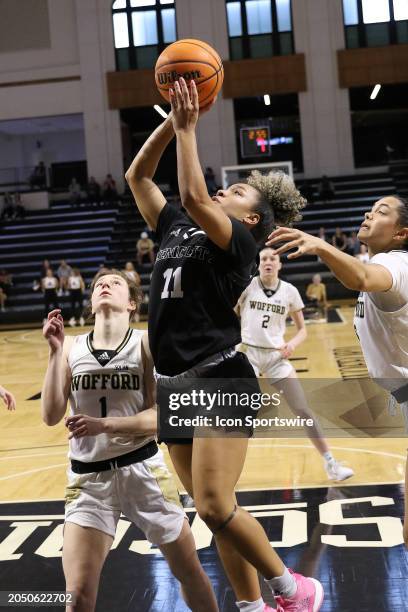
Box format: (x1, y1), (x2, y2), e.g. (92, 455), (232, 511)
(274, 570), (324, 611)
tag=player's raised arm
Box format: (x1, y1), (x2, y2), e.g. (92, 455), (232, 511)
(125, 114), (174, 231)
(170, 78), (233, 250)
(41, 309), (72, 426)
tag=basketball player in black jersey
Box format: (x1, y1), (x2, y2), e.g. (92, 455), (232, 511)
(126, 78), (323, 612)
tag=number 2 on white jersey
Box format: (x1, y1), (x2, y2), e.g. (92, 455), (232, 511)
(161, 266), (184, 299)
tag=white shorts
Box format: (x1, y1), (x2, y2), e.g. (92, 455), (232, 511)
(65, 448), (186, 545)
(241, 344), (294, 382)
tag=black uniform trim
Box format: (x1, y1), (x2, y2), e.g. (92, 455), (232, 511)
(86, 328), (133, 367)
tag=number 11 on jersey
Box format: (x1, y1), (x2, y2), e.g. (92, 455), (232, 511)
(161, 266), (184, 299)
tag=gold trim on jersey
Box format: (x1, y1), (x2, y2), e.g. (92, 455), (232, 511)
(146, 464), (183, 509)
(86, 328), (134, 355)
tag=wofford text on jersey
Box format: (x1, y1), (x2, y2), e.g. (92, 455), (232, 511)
(249, 300), (286, 315)
(71, 372), (140, 391)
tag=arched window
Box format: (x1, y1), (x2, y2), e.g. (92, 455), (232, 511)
(112, 0), (177, 70)
(225, 0), (293, 60)
(342, 0), (408, 48)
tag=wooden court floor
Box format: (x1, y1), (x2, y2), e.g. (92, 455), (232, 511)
(0, 305), (406, 502)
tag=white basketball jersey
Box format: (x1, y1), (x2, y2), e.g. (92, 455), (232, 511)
(68, 276), (82, 290)
(68, 328), (154, 462)
(43, 277), (57, 289)
(238, 277), (304, 348)
(354, 251), (408, 391)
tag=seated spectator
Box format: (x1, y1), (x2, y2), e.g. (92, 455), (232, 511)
(41, 269), (59, 323)
(29, 161), (47, 190)
(204, 167), (218, 195)
(57, 260), (73, 295)
(13, 193), (25, 219)
(318, 175), (335, 201)
(0, 269), (12, 298)
(123, 261), (141, 286)
(68, 268), (85, 327)
(318, 226), (327, 241)
(299, 181), (315, 203)
(86, 176), (101, 206)
(1, 193), (16, 220)
(0, 288), (6, 312)
(356, 244), (370, 264)
(136, 232), (155, 266)
(347, 231), (360, 256)
(69, 178), (81, 206)
(306, 274), (327, 310)
(102, 174), (118, 203)
(332, 227), (347, 252)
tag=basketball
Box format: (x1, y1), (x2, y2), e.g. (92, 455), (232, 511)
(155, 39), (224, 109)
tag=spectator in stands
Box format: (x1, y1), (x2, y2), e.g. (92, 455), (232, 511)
(30, 161), (47, 190)
(204, 167), (218, 195)
(306, 273), (328, 310)
(57, 260), (73, 296)
(13, 193), (25, 219)
(41, 269), (59, 323)
(318, 175), (335, 202)
(318, 227), (327, 241)
(69, 178), (81, 207)
(0, 288), (6, 312)
(123, 261), (141, 286)
(299, 181), (315, 203)
(136, 231), (155, 266)
(332, 227), (347, 252)
(1, 193), (16, 220)
(347, 231), (360, 256)
(102, 174), (118, 204)
(356, 244), (370, 264)
(86, 176), (101, 206)
(68, 268), (85, 327)
(0, 269), (12, 303)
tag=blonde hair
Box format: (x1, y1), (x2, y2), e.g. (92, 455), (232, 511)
(85, 268), (142, 322)
(247, 170), (306, 227)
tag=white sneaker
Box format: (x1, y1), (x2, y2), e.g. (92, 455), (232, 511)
(79, 316), (85, 326)
(57, 289), (63, 297)
(68, 317), (76, 327)
(325, 459), (354, 481)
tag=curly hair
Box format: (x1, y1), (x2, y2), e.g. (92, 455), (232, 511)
(247, 170), (306, 244)
(84, 268), (143, 323)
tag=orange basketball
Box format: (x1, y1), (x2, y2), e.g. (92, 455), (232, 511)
(155, 39), (224, 109)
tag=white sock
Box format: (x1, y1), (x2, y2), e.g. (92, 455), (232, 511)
(323, 451), (334, 463)
(265, 567), (297, 599)
(236, 597), (264, 611)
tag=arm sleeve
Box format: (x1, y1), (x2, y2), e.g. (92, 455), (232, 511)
(224, 217), (257, 268)
(289, 286), (305, 312)
(155, 202), (187, 245)
(370, 252), (408, 302)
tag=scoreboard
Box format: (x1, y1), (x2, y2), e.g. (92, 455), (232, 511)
(240, 126), (271, 158)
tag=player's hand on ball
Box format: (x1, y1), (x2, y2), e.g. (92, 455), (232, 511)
(266, 227), (323, 259)
(43, 309), (65, 352)
(0, 385), (16, 411)
(279, 342), (295, 359)
(65, 414), (105, 439)
(170, 77), (199, 132)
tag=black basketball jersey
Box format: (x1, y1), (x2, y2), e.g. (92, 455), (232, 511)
(149, 203), (257, 375)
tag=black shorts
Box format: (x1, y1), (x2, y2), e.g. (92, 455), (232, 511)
(157, 350), (260, 445)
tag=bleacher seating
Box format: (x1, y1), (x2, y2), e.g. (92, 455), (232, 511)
(0, 167), (406, 325)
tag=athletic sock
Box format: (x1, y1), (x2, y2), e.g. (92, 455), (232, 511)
(323, 451), (334, 463)
(265, 567), (297, 598)
(236, 597), (264, 611)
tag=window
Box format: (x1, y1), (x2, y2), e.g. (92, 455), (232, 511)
(342, 0), (408, 48)
(112, 0), (177, 70)
(226, 0), (294, 60)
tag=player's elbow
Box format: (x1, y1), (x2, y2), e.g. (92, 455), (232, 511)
(42, 411), (60, 426)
